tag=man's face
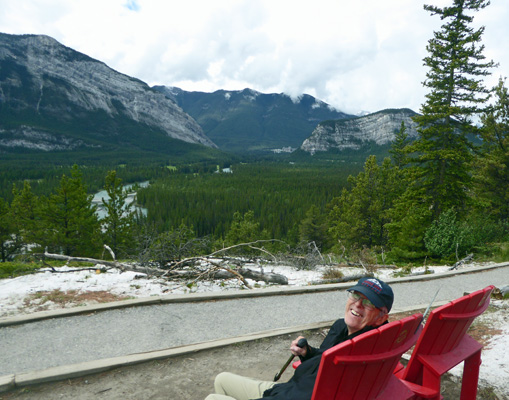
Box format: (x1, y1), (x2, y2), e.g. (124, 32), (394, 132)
(344, 291), (388, 335)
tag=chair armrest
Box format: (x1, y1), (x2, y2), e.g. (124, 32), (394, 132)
(398, 379), (441, 399)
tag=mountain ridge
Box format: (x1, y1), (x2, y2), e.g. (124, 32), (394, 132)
(300, 108), (419, 155)
(154, 85), (354, 154)
(0, 33), (217, 163)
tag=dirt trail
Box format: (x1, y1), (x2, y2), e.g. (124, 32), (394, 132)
(1, 308), (507, 400)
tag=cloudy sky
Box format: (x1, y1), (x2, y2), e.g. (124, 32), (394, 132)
(1, 0), (508, 114)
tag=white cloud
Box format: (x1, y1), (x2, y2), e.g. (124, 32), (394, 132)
(1, 0), (508, 114)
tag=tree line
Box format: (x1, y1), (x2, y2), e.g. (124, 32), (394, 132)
(0, 167), (138, 262)
(1, 0), (507, 267)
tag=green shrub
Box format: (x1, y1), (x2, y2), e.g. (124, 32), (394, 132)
(424, 208), (462, 258)
(0, 261), (42, 279)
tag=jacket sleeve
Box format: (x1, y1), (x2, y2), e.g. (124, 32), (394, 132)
(298, 319), (346, 362)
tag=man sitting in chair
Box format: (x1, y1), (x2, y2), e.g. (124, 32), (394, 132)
(205, 277), (394, 400)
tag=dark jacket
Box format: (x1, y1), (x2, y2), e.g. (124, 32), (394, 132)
(256, 319), (379, 400)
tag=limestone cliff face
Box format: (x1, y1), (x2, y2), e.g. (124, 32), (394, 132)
(0, 33), (216, 151)
(300, 109), (419, 154)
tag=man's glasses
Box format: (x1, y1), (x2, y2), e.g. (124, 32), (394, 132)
(347, 291), (376, 310)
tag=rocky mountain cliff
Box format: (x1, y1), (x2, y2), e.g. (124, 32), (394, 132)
(154, 86), (353, 154)
(300, 108), (419, 155)
(0, 33), (216, 158)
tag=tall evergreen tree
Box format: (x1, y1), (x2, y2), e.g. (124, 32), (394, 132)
(223, 210), (269, 254)
(299, 205), (329, 250)
(0, 198), (16, 262)
(328, 156), (401, 249)
(9, 181), (40, 248)
(40, 165), (101, 256)
(390, 121), (410, 168)
(407, 0), (496, 219)
(387, 0), (496, 259)
(101, 170), (137, 257)
(475, 78), (509, 222)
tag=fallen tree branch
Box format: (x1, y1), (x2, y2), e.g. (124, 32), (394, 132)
(37, 251), (287, 288)
(204, 258), (252, 289)
(409, 270), (435, 277)
(210, 239), (288, 257)
(103, 245), (116, 261)
(212, 267), (288, 285)
(310, 273), (372, 285)
(36, 252), (124, 270)
(157, 266), (288, 285)
(34, 252), (169, 276)
(449, 253), (474, 270)
(36, 244), (292, 288)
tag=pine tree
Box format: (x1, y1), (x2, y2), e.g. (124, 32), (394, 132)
(328, 156), (401, 249)
(390, 121), (410, 168)
(387, 0), (496, 259)
(101, 170), (137, 257)
(475, 78), (509, 222)
(224, 210), (269, 254)
(0, 198), (16, 262)
(40, 165), (101, 256)
(9, 181), (40, 248)
(299, 205), (329, 250)
(407, 0), (496, 219)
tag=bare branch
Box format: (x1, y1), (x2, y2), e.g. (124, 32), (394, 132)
(209, 239), (286, 257)
(36, 252), (128, 272)
(104, 245), (116, 261)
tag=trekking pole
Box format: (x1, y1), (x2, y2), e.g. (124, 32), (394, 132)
(274, 337), (308, 382)
(415, 288), (441, 333)
(423, 288), (440, 321)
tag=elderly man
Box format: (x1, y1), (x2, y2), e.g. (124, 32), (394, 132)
(205, 277), (394, 400)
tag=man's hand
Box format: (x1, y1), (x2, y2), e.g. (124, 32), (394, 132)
(290, 336), (308, 357)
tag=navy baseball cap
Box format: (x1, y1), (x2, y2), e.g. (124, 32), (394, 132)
(347, 277), (394, 312)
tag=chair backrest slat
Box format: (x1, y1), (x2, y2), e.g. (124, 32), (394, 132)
(364, 321), (422, 399)
(312, 313), (422, 400)
(336, 330), (380, 399)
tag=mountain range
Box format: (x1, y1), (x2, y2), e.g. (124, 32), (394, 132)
(0, 33), (219, 166)
(154, 86), (353, 154)
(1, 33), (420, 166)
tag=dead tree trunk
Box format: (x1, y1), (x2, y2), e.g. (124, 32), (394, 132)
(35, 252), (289, 287)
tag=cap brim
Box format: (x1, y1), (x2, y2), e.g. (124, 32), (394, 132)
(348, 286), (384, 309)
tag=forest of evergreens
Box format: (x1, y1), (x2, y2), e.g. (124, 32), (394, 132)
(1, 0), (508, 270)
(136, 162), (359, 241)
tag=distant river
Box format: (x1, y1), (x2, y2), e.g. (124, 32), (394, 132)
(92, 181), (149, 219)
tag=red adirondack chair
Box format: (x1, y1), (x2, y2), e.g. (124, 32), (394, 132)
(396, 285), (495, 400)
(310, 313), (423, 399)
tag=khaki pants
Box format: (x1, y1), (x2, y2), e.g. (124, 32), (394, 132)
(205, 372), (276, 400)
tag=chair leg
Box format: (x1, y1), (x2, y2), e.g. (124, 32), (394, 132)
(421, 368), (442, 400)
(460, 350), (481, 400)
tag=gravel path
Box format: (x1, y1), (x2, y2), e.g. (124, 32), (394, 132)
(1, 264), (507, 376)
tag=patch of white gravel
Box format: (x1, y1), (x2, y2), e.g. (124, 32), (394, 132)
(449, 299), (509, 395)
(0, 261), (497, 317)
